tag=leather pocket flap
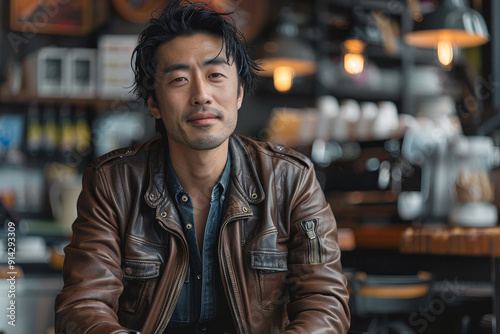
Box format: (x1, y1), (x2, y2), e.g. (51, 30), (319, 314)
(250, 251), (288, 271)
(122, 258), (161, 279)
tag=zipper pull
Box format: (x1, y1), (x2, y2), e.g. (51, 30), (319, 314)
(303, 220), (317, 240)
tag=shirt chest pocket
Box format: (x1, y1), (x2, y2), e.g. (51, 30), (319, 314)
(250, 251), (289, 311)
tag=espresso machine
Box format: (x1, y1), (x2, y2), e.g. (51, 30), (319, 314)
(448, 136), (499, 226)
(401, 126), (455, 223)
(401, 129), (499, 226)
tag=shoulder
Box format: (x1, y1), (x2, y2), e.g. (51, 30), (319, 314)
(89, 136), (162, 171)
(235, 134), (313, 170)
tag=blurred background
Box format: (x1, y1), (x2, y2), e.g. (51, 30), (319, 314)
(0, 0), (499, 333)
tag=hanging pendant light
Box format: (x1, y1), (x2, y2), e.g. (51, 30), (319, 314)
(404, 0), (489, 69)
(256, 7), (316, 93)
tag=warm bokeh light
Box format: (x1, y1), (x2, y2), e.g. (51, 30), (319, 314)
(342, 38), (366, 75)
(344, 53), (365, 75)
(437, 39), (453, 70)
(273, 66), (294, 93)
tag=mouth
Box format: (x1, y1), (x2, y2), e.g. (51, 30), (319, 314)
(186, 111), (220, 126)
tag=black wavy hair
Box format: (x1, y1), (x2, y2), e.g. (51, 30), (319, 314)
(131, 0), (260, 136)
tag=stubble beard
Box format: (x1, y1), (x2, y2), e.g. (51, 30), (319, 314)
(184, 132), (226, 150)
(170, 107), (236, 151)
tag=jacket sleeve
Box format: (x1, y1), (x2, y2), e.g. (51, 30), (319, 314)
(283, 163), (351, 334)
(54, 165), (136, 334)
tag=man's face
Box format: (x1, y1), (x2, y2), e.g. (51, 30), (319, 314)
(148, 33), (244, 151)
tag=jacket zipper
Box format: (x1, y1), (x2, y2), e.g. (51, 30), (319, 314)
(219, 212), (252, 334)
(154, 219), (189, 334)
(300, 219), (322, 264)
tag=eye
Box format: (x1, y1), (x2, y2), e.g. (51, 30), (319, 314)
(169, 77), (187, 85)
(209, 73), (224, 79)
(171, 77), (186, 83)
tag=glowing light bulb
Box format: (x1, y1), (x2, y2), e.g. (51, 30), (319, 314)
(437, 39), (453, 69)
(342, 39), (366, 75)
(344, 53), (365, 75)
(273, 66), (294, 93)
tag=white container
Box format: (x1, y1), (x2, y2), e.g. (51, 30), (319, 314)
(336, 99), (360, 142)
(66, 48), (97, 98)
(97, 34), (138, 100)
(356, 101), (378, 141)
(373, 101), (399, 140)
(315, 95), (339, 141)
(25, 47), (67, 97)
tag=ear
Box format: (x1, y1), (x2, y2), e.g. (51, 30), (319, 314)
(147, 95), (161, 119)
(237, 82), (245, 109)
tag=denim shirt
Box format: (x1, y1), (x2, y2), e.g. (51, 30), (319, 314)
(165, 152), (231, 332)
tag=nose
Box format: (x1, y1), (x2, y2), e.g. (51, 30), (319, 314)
(190, 76), (212, 105)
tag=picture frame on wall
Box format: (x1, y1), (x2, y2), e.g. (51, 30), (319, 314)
(110, 0), (268, 42)
(9, 0), (107, 36)
(111, 0), (169, 24)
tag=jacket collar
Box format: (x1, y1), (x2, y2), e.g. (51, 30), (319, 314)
(145, 134), (265, 209)
(145, 136), (167, 208)
(227, 134), (265, 204)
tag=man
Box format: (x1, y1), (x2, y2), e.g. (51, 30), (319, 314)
(55, 1), (350, 333)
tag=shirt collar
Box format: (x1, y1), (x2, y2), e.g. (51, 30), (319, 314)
(165, 151), (231, 201)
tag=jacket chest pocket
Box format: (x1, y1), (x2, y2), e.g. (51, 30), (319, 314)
(250, 251), (289, 311)
(119, 258), (161, 326)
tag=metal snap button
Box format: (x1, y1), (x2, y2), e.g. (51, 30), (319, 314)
(242, 207), (248, 212)
(278, 260), (285, 269)
(149, 194), (156, 200)
(181, 195), (189, 202)
(186, 223), (193, 229)
(275, 145), (284, 151)
(160, 212), (167, 218)
(125, 267), (133, 275)
(251, 193), (258, 199)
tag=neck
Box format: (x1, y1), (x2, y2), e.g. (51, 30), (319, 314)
(168, 140), (229, 197)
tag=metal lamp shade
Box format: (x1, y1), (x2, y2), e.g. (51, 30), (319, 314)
(404, 0), (489, 48)
(257, 37), (317, 77)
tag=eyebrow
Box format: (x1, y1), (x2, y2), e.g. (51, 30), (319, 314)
(160, 57), (229, 75)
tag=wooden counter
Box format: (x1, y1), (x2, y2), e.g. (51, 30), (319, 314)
(339, 223), (409, 250)
(399, 224), (500, 334)
(400, 225), (500, 257)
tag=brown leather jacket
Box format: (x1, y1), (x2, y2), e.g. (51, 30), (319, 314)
(55, 134), (350, 334)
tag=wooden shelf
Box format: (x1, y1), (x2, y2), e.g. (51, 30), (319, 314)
(0, 92), (135, 110)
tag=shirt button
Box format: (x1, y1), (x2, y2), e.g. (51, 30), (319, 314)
(181, 195), (189, 202)
(186, 223), (193, 229)
(197, 275), (202, 280)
